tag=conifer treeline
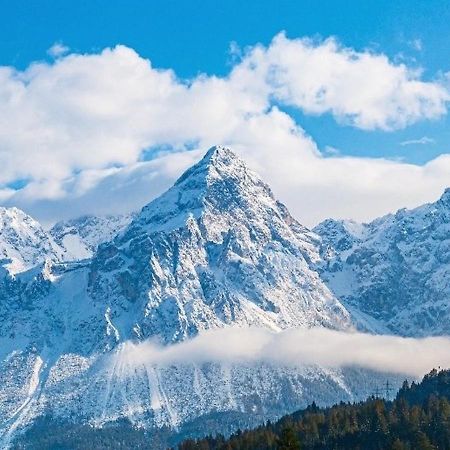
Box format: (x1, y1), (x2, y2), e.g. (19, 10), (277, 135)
(12, 369), (450, 449)
(178, 369), (450, 450)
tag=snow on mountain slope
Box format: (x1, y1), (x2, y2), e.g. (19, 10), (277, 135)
(0, 146), (363, 445)
(0, 207), (62, 275)
(1, 341), (393, 449)
(88, 145), (352, 343)
(5, 145), (447, 446)
(50, 213), (135, 261)
(315, 188), (450, 336)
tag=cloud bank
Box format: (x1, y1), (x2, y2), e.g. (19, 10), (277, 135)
(0, 33), (450, 225)
(117, 327), (450, 378)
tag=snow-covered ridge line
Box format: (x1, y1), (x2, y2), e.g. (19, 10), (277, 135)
(50, 213), (136, 261)
(0, 145), (355, 442)
(315, 186), (450, 336)
(1, 145), (450, 446)
(0, 207), (135, 277)
(0, 206), (62, 275)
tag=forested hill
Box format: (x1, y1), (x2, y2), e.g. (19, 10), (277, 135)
(12, 369), (450, 449)
(178, 369), (450, 450)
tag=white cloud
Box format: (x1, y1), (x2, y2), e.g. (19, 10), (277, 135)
(47, 42), (70, 58)
(0, 34), (450, 226)
(8, 152), (201, 224)
(400, 136), (435, 146)
(234, 33), (448, 130)
(116, 327), (450, 378)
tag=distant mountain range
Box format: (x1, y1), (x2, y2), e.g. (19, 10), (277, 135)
(0, 146), (449, 447)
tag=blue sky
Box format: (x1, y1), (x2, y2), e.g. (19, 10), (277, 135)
(1, 1), (450, 225)
(2, 0), (450, 164)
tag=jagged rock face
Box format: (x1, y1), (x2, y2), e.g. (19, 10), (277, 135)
(0, 208), (64, 351)
(1, 145), (449, 446)
(0, 207), (61, 275)
(88, 146), (351, 343)
(0, 147), (359, 445)
(1, 347), (391, 445)
(315, 189), (450, 336)
(50, 213), (135, 261)
(0, 208), (133, 352)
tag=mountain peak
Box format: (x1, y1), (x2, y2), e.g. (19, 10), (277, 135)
(133, 146), (272, 233)
(202, 145), (239, 164)
(438, 187), (450, 205)
(90, 145), (351, 344)
(174, 145), (245, 187)
(0, 206), (62, 274)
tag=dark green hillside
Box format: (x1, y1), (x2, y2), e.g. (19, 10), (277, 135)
(178, 369), (450, 450)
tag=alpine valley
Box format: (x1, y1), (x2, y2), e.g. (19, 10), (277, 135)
(0, 146), (449, 448)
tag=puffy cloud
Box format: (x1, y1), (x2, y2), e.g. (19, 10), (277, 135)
(9, 152), (201, 223)
(0, 45), (266, 186)
(116, 327), (450, 378)
(227, 113), (450, 225)
(0, 34), (449, 226)
(234, 33), (449, 130)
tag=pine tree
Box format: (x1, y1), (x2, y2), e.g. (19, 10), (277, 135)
(415, 431), (436, 450)
(390, 438), (408, 450)
(277, 425), (301, 450)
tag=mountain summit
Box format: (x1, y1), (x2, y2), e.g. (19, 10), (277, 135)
(128, 145), (272, 232)
(129, 145), (294, 234)
(89, 145), (351, 343)
(0, 207), (61, 275)
(3, 146), (448, 446)
(0, 146), (357, 445)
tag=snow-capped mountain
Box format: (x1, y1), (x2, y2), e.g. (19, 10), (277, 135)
(0, 207), (61, 275)
(0, 146), (359, 446)
(50, 213), (135, 261)
(88, 145), (351, 344)
(0, 145), (448, 447)
(315, 188), (450, 336)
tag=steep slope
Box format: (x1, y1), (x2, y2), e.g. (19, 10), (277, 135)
(88, 145), (352, 343)
(0, 207), (61, 275)
(1, 146), (362, 446)
(50, 213), (135, 261)
(315, 189), (450, 336)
